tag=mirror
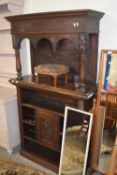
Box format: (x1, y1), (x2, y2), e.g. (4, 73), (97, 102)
(96, 50), (117, 173)
(59, 106), (93, 175)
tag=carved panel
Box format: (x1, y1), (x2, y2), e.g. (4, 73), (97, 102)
(6, 10), (104, 84)
(79, 34), (89, 82)
(37, 108), (60, 150)
(33, 37), (81, 82)
(12, 34), (22, 49)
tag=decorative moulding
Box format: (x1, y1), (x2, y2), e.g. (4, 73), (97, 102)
(0, 0), (24, 14)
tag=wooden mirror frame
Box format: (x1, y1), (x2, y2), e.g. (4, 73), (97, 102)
(91, 49), (117, 175)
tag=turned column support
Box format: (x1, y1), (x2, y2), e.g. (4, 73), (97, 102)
(12, 34), (22, 79)
(15, 49), (22, 79)
(79, 34), (89, 82)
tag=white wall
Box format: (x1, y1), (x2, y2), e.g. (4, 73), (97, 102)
(25, 0), (117, 49)
(22, 0), (117, 77)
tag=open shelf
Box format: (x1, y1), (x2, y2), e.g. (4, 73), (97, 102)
(21, 138), (60, 172)
(23, 123), (36, 139)
(23, 120), (35, 126)
(22, 103), (64, 117)
(21, 149), (59, 173)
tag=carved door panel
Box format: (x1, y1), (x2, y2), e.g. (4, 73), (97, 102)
(37, 108), (60, 150)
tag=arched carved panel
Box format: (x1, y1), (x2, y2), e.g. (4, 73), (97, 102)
(56, 38), (80, 79)
(32, 37), (81, 83)
(34, 38), (54, 66)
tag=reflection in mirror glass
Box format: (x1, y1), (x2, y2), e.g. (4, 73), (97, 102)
(59, 106), (93, 175)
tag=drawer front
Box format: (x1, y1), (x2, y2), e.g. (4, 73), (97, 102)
(37, 108), (60, 150)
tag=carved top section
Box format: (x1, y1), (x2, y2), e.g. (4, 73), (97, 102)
(6, 9), (104, 84)
(6, 9), (104, 20)
(6, 9), (104, 35)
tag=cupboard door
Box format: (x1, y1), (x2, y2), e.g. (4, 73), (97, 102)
(37, 108), (60, 150)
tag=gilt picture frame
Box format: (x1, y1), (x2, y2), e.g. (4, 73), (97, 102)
(100, 50), (117, 92)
